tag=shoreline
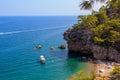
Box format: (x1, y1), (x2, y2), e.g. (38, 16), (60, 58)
(67, 59), (120, 80)
(89, 60), (120, 79)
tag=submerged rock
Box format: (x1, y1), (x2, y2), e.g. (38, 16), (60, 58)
(50, 47), (55, 51)
(58, 44), (66, 49)
(36, 45), (42, 49)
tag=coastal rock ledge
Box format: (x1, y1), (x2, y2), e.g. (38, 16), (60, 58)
(64, 28), (120, 63)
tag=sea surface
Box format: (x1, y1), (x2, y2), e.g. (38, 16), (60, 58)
(0, 16), (86, 80)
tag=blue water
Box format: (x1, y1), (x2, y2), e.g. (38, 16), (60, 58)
(0, 16), (86, 80)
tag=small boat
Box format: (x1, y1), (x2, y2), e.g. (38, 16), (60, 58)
(40, 55), (46, 64)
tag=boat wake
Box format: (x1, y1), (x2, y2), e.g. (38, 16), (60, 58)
(0, 25), (69, 35)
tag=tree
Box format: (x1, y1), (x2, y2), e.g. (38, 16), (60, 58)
(80, 0), (120, 19)
(80, 0), (106, 10)
(67, 0), (120, 79)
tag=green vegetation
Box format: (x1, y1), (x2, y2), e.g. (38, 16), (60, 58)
(80, 0), (106, 10)
(67, 70), (95, 80)
(68, 66), (120, 80)
(67, 0), (120, 80)
(110, 66), (120, 76)
(72, 0), (120, 48)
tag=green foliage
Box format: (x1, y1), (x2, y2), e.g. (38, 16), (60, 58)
(109, 30), (120, 43)
(99, 5), (106, 11)
(67, 71), (95, 80)
(80, 0), (105, 10)
(71, 0), (120, 47)
(72, 23), (81, 28)
(89, 72), (96, 80)
(95, 10), (109, 24)
(73, 17), (120, 47)
(86, 15), (98, 28)
(93, 37), (104, 44)
(67, 0), (120, 79)
(106, 0), (120, 19)
(91, 19), (120, 46)
(80, 1), (93, 10)
(105, 19), (120, 31)
(91, 24), (105, 37)
(110, 66), (120, 76)
(77, 70), (85, 76)
(77, 15), (98, 28)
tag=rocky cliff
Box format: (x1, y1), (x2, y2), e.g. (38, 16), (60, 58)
(64, 27), (120, 63)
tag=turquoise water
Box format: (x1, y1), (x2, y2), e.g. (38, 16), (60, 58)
(0, 16), (86, 80)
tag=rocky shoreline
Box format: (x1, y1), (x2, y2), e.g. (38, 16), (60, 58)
(92, 60), (120, 80)
(64, 27), (120, 63)
(64, 0), (120, 79)
(64, 27), (120, 80)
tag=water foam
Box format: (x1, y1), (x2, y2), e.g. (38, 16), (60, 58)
(0, 25), (69, 36)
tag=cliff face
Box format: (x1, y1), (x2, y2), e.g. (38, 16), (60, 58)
(64, 28), (120, 63)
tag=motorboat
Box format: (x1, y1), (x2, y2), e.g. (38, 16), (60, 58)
(40, 55), (46, 64)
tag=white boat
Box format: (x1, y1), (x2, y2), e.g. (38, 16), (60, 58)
(40, 55), (46, 64)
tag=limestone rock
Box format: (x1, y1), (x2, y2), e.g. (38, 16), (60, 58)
(91, 45), (108, 60)
(64, 28), (120, 63)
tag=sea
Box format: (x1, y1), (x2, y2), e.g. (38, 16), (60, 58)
(0, 16), (87, 80)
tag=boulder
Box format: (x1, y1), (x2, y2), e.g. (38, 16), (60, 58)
(50, 47), (55, 51)
(58, 44), (66, 49)
(36, 45), (42, 49)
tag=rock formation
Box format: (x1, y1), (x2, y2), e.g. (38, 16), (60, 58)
(58, 44), (66, 49)
(64, 27), (120, 63)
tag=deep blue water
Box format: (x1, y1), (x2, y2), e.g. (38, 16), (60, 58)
(0, 16), (86, 80)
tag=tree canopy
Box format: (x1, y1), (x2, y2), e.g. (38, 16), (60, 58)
(73, 0), (120, 48)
